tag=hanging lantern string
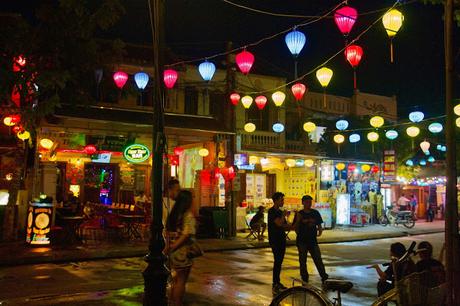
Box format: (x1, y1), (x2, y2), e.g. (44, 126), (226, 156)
(239, 0), (402, 95)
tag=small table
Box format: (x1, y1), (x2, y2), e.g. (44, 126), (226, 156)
(119, 214), (144, 240)
(60, 216), (84, 244)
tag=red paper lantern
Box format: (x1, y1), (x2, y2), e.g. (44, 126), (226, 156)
(371, 165), (379, 173)
(348, 164), (356, 172)
(228, 166), (236, 180)
(174, 147), (184, 156)
(84, 145), (97, 155)
(345, 45), (363, 68)
(12, 125), (22, 133)
(230, 93), (240, 106)
(235, 50), (254, 74)
(255, 95), (267, 110)
(113, 71), (128, 89)
(13, 55), (26, 72)
(10, 114), (20, 124)
(334, 6), (358, 36)
(169, 154), (179, 166)
(291, 83), (307, 101)
(163, 69), (178, 89)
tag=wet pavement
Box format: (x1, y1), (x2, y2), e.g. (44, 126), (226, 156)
(0, 233), (445, 306)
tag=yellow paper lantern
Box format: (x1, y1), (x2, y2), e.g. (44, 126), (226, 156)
(367, 132), (379, 142)
(17, 130), (30, 141)
(316, 67), (333, 88)
(370, 116), (384, 128)
(272, 91), (286, 107)
(40, 138), (54, 149)
(198, 148), (209, 157)
(285, 159), (296, 168)
(244, 123), (256, 133)
(361, 164), (371, 172)
(5, 173), (13, 181)
(333, 134), (345, 144)
(336, 163), (345, 171)
(304, 159), (315, 167)
(456, 117), (460, 128)
(454, 104), (460, 116)
(249, 155), (259, 165)
(382, 9), (404, 37)
(241, 96), (253, 109)
(303, 122), (317, 133)
(3, 117), (15, 126)
(406, 126), (420, 138)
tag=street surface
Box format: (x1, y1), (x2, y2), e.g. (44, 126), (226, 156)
(0, 233), (444, 306)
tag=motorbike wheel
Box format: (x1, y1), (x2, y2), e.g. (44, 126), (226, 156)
(403, 217), (415, 228)
(379, 216), (388, 226)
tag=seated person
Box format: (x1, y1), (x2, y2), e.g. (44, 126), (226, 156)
(134, 191), (148, 214)
(416, 241), (445, 287)
(250, 206), (266, 240)
(369, 242), (416, 297)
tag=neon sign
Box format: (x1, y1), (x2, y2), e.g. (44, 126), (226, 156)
(123, 144), (150, 163)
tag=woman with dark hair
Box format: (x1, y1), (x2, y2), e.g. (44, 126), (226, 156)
(164, 190), (196, 306)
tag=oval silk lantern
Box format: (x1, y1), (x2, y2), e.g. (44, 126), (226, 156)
(336, 163), (346, 171)
(272, 123), (285, 133)
(198, 61), (216, 81)
(349, 133), (361, 143)
(371, 165), (379, 173)
(199, 148), (209, 157)
(305, 159), (314, 167)
(316, 67), (333, 87)
(285, 29), (306, 57)
(173, 147), (184, 156)
(285, 159), (296, 168)
(163, 69), (178, 89)
(40, 138), (54, 150)
(370, 116), (384, 128)
(255, 96), (267, 110)
(334, 6), (358, 36)
(272, 91), (286, 107)
(17, 130), (30, 141)
(241, 96), (253, 109)
(454, 104), (460, 116)
(303, 122), (316, 133)
(244, 123), (256, 133)
(291, 83), (307, 101)
(134, 72), (149, 90)
(113, 71), (128, 89)
(230, 93), (240, 106)
(367, 132), (379, 142)
(336, 120), (349, 131)
(428, 123), (443, 134)
(361, 164), (371, 172)
(406, 126), (420, 138)
(385, 130), (399, 140)
(236, 50), (254, 74)
(334, 134), (345, 144)
(409, 111), (424, 123)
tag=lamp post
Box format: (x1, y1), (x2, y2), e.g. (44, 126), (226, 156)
(143, 0), (168, 305)
(444, 0), (460, 305)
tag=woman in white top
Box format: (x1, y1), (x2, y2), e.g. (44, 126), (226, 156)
(164, 190), (196, 306)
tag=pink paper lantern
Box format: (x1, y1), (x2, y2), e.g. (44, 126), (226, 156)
(334, 6), (358, 36)
(113, 71), (128, 89)
(235, 50), (254, 74)
(163, 69), (178, 89)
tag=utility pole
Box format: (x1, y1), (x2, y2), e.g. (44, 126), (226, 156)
(143, 0), (168, 305)
(443, 0), (460, 305)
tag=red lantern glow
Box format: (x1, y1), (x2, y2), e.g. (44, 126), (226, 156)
(169, 154), (179, 166)
(345, 45), (363, 67)
(371, 165), (379, 173)
(348, 164), (356, 172)
(12, 125), (22, 133)
(235, 50), (254, 74)
(84, 145), (97, 155)
(113, 71), (128, 89)
(163, 69), (178, 89)
(228, 166), (236, 180)
(334, 6), (358, 36)
(174, 147), (184, 156)
(291, 83), (307, 101)
(10, 114), (20, 124)
(255, 96), (267, 110)
(13, 55), (26, 72)
(230, 93), (240, 106)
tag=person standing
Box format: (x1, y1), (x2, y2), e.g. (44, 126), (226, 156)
(368, 189), (377, 223)
(268, 192), (291, 294)
(376, 191), (384, 220)
(162, 179), (180, 227)
(295, 195), (329, 284)
(397, 193), (409, 211)
(409, 194), (417, 219)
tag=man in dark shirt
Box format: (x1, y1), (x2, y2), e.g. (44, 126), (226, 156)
(295, 195), (328, 283)
(268, 192), (291, 294)
(416, 241), (445, 287)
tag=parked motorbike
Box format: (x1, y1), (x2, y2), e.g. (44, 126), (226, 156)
(379, 206), (415, 228)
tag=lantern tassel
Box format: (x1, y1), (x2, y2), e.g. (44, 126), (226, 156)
(337, 144), (341, 154)
(323, 89), (327, 108)
(372, 143), (375, 154)
(353, 69), (357, 89)
(390, 39), (394, 63)
(294, 60), (298, 79)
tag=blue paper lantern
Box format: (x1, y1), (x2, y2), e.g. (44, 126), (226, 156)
(385, 130), (399, 140)
(428, 122), (443, 134)
(272, 123), (285, 133)
(349, 133), (360, 143)
(424, 150), (430, 156)
(336, 119), (349, 131)
(295, 159), (305, 167)
(419, 159), (427, 166)
(428, 156), (435, 163)
(442, 146), (447, 152)
(406, 160), (414, 166)
(436, 144), (442, 151)
(198, 61), (216, 81)
(285, 29), (306, 57)
(409, 111), (424, 123)
(134, 72), (149, 90)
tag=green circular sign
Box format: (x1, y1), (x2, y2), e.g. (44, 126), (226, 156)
(123, 144), (151, 163)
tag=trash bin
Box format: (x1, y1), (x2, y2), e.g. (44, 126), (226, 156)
(197, 207), (228, 238)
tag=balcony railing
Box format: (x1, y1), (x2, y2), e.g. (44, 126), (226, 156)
(285, 140), (317, 155)
(240, 131), (282, 151)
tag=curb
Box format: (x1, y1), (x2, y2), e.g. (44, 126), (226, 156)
(0, 229), (444, 267)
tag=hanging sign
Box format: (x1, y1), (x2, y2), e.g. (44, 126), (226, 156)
(123, 144), (151, 163)
(383, 150), (397, 182)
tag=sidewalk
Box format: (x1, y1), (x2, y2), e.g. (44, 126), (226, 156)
(0, 220), (444, 267)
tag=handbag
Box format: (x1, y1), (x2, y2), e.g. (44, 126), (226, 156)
(187, 238), (203, 259)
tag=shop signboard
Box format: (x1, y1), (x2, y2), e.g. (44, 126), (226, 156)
(383, 150), (396, 182)
(26, 203), (53, 245)
(314, 203), (332, 229)
(336, 193), (351, 225)
(123, 144), (151, 163)
(234, 154), (248, 167)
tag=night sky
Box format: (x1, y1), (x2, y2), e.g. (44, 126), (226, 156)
(3, 0), (458, 118)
